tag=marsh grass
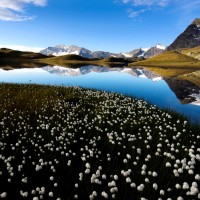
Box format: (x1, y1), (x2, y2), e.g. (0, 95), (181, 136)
(0, 84), (200, 200)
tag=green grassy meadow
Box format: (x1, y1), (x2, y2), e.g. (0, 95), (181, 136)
(130, 51), (200, 69)
(0, 84), (200, 199)
(181, 46), (200, 60)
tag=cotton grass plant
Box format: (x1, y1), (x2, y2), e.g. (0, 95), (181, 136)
(0, 83), (200, 199)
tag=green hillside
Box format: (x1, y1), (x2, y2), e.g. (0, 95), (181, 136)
(0, 48), (48, 59)
(181, 46), (200, 60)
(131, 51), (200, 68)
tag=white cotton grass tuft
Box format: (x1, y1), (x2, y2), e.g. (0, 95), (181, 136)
(160, 190), (165, 196)
(166, 162), (171, 167)
(137, 184), (145, 192)
(49, 191), (53, 197)
(101, 191), (108, 199)
(0, 192), (7, 198)
(152, 172), (158, 177)
(153, 183), (158, 190)
(195, 174), (200, 181)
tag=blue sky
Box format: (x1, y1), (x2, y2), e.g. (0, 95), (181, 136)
(0, 0), (200, 53)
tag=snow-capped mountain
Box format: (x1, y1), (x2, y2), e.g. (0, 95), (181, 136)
(42, 65), (162, 81)
(40, 45), (93, 58)
(143, 44), (166, 58)
(40, 44), (166, 59)
(121, 44), (166, 58)
(122, 48), (149, 58)
(40, 45), (118, 58)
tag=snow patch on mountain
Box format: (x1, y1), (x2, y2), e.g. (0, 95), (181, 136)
(189, 93), (200, 106)
(141, 48), (150, 51)
(152, 77), (163, 82)
(122, 53), (133, 58)
(155, 44), (166, 50)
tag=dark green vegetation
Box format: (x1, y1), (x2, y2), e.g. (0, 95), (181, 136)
(0, 84), (200, 199)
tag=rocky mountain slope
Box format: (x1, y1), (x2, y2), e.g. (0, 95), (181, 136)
(144, 44), (166, 58)
(167, 18), (200, 50)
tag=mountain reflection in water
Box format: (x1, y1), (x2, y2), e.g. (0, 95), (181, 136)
(42, 65), (163, 81)
(165, 78), (200, 105)
(0, 65), (200, 124)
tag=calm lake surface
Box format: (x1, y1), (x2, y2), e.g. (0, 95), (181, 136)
(0, 65), (200, 124)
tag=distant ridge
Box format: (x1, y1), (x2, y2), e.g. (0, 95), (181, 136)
(0, 48), (48, 59)
(167, 18), (200, 50)
(40, 44), (166, 59)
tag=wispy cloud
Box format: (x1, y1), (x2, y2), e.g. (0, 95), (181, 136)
(178, 0), (200, 12)
(119, 0), (170, 18)
(0, 0), (47, 21)
(121, 0), (169, 7)
(127, 9), (146, 18)
(120, 0), (200, 19)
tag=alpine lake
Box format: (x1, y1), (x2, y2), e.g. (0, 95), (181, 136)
(1, 65), (200, 125)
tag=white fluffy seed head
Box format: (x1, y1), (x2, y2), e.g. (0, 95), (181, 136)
(153, 183), (158, 190)
(152, 172), (158, 177)
(49, 192), (53, 197)
(101, 191), (108, 199)
(0, 192), (7, 198)
(166, 162), (171, 167)
(160, 190), (165, 195)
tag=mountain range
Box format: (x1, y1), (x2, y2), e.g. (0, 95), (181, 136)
(40, 44), (166, 59)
